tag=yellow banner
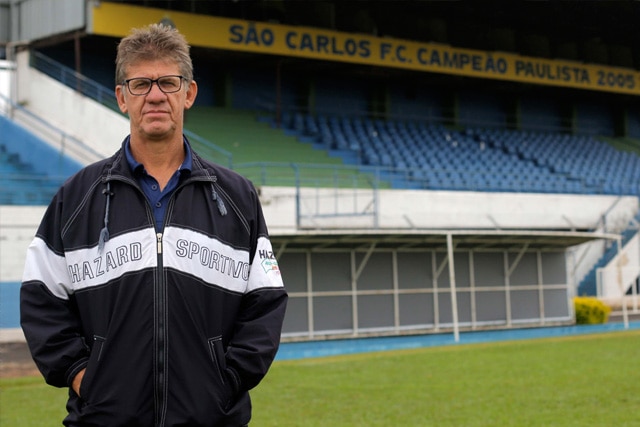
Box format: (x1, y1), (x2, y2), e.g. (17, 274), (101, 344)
(91, 2), (640, 96)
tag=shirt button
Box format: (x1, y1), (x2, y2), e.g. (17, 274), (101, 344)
(151, 184), (158, 190)
(156, 202), (162, 208)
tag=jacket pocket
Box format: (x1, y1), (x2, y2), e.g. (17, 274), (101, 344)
(207, 336), (227, 385)
(208, 335), (238, 411)
(79, 335), (106, 401)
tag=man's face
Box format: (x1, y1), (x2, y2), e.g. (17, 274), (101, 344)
(115, 59), (197, 142)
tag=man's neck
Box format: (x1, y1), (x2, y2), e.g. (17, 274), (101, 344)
(130, 137), (185, 190)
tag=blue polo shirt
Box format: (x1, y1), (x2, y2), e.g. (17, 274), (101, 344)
(125, 137), (192, 230)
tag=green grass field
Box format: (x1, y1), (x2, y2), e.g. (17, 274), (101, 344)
(2, 330), (639, 426)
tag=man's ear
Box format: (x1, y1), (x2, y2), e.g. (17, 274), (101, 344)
(115, 85), (128, 114)
(184, 80), (198, 110)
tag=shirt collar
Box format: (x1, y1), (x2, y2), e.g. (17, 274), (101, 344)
(124, 135), (193, 175)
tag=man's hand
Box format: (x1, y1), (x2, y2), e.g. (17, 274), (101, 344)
(72, 368), (86, 397)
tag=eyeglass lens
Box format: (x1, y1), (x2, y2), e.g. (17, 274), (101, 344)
(126, 76), (183, 95)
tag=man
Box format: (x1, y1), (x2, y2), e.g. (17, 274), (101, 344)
(20, 24), (288, 426)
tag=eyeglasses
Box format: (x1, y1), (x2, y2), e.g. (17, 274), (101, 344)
(122, 75), (186, 96)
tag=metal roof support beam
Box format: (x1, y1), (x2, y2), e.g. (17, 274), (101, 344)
(503, 252), (512, 327)
(351, 242), (377, 336)
(354, 242), (377, 281)
(615, 236), (629, 329)
(434, 246), (453, 278)
(504, 243), (529, 327)
(447, 233), (460, 342)
(306, 250), (315, 339)
(275, 241), (288, 259)
(506, 243), (530, 277)
(537, 251), (546, 324)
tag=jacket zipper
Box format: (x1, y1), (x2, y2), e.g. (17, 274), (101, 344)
(155, 231), (167, 426)
(104, 176), (168, 425)
(106, 174), (213, 426)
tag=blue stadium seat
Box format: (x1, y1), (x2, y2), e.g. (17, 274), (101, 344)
(275, 110), (640, 196)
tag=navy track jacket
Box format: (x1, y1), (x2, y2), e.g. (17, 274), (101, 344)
(20, 138), (288, 426)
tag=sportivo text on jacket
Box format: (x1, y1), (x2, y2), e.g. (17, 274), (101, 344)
(20, 139), (288, 426)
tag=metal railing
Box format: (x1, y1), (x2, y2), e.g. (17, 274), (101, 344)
(232, 160), (615, 195)
(183, 129), (233, 168)
(233, 162), (384, 188)
(232, 162), (383, 228)
(31, 51), (119, 112)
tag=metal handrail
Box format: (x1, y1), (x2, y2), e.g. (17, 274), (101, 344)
(183, 129), (233, 168)
(31, 51), (119, 112)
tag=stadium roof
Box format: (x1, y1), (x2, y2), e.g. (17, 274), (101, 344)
(115, 0), (640, 69)
(271, 229), (619, 251)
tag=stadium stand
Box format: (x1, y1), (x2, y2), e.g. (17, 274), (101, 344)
(273, 111), (640, 196)
(32, 51), (403, 189)
(0, 114), (81, 205)
(2, 0), (640, 340)
(23, 47), (640, 200)
(185, 106), (345, 166)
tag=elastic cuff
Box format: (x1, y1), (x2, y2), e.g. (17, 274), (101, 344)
(224, 367), (241, 395)
(65, 357), (89, 387)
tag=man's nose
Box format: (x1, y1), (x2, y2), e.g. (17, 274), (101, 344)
(147, 81), (167, 98)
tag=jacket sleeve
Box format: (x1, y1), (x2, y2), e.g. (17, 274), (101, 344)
(20, 194), (89, 388)
(224, 191), (288, 393)
(225, 279), (288, 393)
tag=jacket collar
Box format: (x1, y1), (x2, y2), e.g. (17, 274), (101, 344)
(123, 135), (193, 177)
(103, 135), (212, 181)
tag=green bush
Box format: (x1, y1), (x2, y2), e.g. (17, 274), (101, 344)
(574, 296), (611, 324)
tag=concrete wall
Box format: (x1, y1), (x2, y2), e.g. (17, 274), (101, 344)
(260, 186), (639, 234)
(2, 191), (637, 281)
(15, 50), (128, 160)
(0, 206), (46, 282)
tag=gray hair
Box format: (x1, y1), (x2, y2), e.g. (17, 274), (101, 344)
(115, 23), (193, 85)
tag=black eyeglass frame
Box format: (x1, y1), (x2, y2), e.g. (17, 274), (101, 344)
(121, 75), (187, 96)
